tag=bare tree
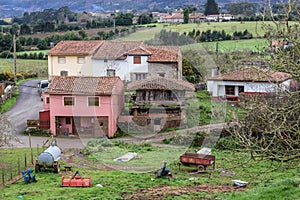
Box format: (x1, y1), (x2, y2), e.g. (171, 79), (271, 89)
(229, 0), (300, 162)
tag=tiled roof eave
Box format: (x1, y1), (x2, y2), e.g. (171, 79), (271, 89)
(47, 92), (112, 95)
(147, 60), (178, 63)
(207, 78), (291, 83)
(49, 53), (91, 56)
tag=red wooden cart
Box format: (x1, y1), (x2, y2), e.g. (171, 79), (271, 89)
(179, 153), (215, 171)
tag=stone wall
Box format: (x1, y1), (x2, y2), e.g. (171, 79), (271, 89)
(148, 63), (180, 79)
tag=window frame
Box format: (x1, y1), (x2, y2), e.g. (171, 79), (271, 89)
(225, 85), (235, 95)
(135, 73), (147, 80)
(46, 97), (50, 104)
(77, 56), (85, 64)
(58, 56), (66, 64)
(60, 70), (68, 76)
(133, 56), (141, 64)
(63, 96), (75, 106)
(65, 117), (71, 125)
(88, 96), (100, 107)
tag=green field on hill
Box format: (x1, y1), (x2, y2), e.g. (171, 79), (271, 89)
(116, 21), (291, 51)
(0, 59), (48, 77)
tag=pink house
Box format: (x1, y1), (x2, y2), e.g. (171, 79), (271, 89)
(40, 76), (124, 138)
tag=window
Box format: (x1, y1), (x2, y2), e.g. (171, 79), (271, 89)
(65, 117), (71, 125)
(154, 118), (161, 125)
(58, 56), (66, 64)
(107, 69), (115, 77)
(136, 73), (146, 80)
(133, 56), (141, 64)
(46, 97), (50, 104)
(60, 70), (68, 76)
(238, 86), (244, 94)
(77, 56), (85, 64)
(225, 85), (235, 95)
(158, 73), (165, 77)
(64, 97), (75, 106)
(88, 97), (99, 106)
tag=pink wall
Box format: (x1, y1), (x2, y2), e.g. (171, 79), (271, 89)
(109, 79), (124, 137)
(46, 79), (124, 137)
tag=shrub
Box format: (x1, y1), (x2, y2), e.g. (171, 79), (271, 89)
(23, 128), (51, 137)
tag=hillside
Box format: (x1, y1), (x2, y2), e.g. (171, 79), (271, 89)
(0, 0), (265, 17)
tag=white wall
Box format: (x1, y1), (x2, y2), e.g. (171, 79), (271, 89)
(92, 56), (149, 81)
(207, 80), (291, 97)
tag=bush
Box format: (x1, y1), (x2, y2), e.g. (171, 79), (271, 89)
(162, 131), (206, 147)
(23, 128), (51, 137)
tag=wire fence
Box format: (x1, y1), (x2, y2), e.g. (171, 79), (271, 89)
(1, 145), (44, 186)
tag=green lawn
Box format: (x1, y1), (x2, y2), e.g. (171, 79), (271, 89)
(1, 145), (299, 200)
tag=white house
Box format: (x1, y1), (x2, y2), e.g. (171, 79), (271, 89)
(207, 67), (292, 101)
(48, 40), (182, 81)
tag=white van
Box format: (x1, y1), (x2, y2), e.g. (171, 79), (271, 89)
(37, 80), (49, 100)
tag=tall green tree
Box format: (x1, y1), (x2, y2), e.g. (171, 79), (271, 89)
(204, 0), (219, 16)
(183, 8), (189, 24)
(228, 2), (257, 16)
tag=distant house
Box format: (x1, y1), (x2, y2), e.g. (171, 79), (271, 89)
(160, 13), (184, 23)
(119, 77), (195, 133)
(48, 40), (182, 81)
(207, 67), (292, 101)
(40, 76), (124, 138)
(268, 40), (294, 51)
(205, 14), (234, 22)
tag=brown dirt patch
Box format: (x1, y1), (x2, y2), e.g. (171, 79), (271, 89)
(122, 184), (246, 200)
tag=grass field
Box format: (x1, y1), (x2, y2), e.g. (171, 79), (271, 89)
(116, 21), (291, 52)
(16, 50), (49, 56)
(199, 38), (269, 52)
(163, 21), (274, 37)
(0, 59), (48, 77)
(0, 144), (299, 200)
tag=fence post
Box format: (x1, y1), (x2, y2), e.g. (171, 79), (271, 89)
(18, 158), (20, 174)
(2, 168), (4, 186)
(37, 144), (39, 156)
(24, 153), (27, 168)
(10, 166), (12, 180)
(29, 134), (33, 164)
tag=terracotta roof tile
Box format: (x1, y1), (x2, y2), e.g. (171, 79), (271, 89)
(46, 76), (121, 95)
(208, 67), (292, 82)
(127, 77), (195, 91)
(48, 40), (103, 55)
(125, 46), (152, 55)
(145, 46), (180, 63)
(93, 41), (143, 59)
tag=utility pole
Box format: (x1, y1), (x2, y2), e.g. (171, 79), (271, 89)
(213, 41), (219, 76)
(13, 34), (17, 84)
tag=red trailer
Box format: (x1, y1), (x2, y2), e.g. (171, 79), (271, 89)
(179, 153), (215, 171)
